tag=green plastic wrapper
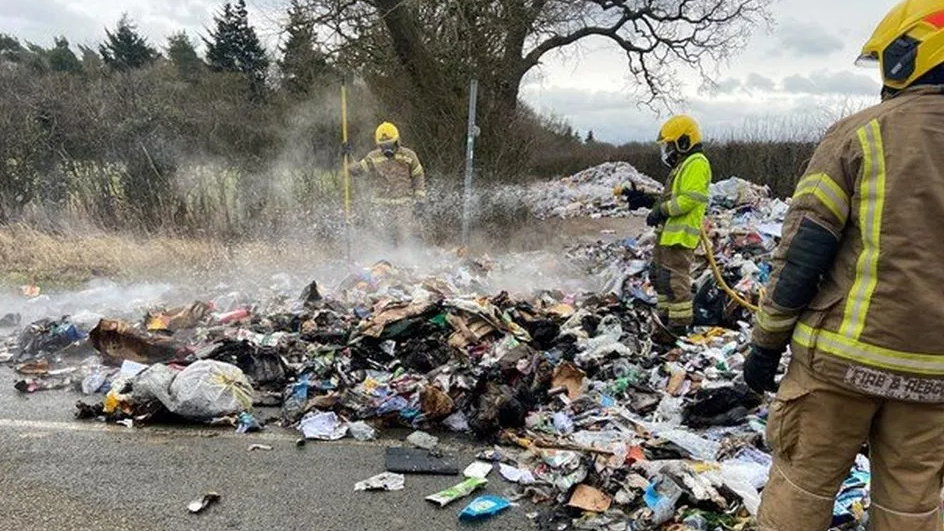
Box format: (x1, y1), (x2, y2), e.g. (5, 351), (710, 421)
(425, 477), (488, 507)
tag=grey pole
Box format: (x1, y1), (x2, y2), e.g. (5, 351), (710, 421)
(461, 79), (479, 246)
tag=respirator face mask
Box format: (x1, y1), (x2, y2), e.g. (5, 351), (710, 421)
(379, 141), (397, 158)
(660, 143), (677, 168)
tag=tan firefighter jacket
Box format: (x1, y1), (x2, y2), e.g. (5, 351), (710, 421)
(355, 147), (426, 206)
(752, 85), (944, 403)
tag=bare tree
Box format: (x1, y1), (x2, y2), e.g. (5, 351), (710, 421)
(290, 0), (771, 177)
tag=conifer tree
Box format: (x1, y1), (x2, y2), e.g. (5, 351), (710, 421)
(167, 32), (203, 81)
(100, 14), (158, 71)
(278, 0), (330, 96)
(205, 0), (269, 99)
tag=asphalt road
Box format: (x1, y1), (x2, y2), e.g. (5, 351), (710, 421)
(0, 366), (535, 531)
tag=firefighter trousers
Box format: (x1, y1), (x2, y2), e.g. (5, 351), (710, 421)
(365, 202), (419, 249)
(758, 359), (944, 531)
(649, 244), (693, 327)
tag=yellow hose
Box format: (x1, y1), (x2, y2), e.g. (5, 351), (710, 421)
(699, 224), (760, 313)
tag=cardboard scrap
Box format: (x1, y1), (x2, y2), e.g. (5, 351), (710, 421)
(568, 484), (612, 513)
(552, 362), (587, 400)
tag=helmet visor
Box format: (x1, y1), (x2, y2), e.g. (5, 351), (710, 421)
(855, 51), (880, 68)
(378, 140), (397, 152)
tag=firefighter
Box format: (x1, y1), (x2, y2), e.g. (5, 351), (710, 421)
(615, 115), (711, 343)
(349, 122), (427, 247)
(746, 1), (944, 529)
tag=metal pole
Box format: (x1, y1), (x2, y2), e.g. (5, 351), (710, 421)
(461, 79), (479, 247)
(341, 83), (352, 262)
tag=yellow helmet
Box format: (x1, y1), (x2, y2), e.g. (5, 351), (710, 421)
(858, 0), (944, 90)
(657, 115), (701, 152)
(374, 122), (400, 145)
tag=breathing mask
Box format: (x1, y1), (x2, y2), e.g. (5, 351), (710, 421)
(380, 141), (397, 159)
(660, 143), (679, 168)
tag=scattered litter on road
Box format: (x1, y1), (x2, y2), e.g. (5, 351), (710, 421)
(425, 477), (487, 507)
(385, 447), (459, 476)
(349, 421), (377, 441)
(497, 463), (535, 485)
(4, 163), (871, 529)
(406, 430), (439, 450)
(462, 461), (493, 479)
(298, 411), (348, 441)
(187, 491), (221, 514)
(248, 444), (273, 452)
(354, 472), (405, 492)
(458, 495), (512, 521)
(235, 411), (263, 434)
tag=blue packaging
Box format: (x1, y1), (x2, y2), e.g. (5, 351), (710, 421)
(458, 495), (511, 521)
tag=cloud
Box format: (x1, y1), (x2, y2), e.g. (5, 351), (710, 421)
(773, 20), (846, 58)
(746, 73), (776, 92)
(701, 74), (775, 96)
(0, 0), (99, 43)
(701, 77), (742, 96)
(521, 82), (879, 144)
(782, 70), (880, 96)
(1, 0), (266, 51)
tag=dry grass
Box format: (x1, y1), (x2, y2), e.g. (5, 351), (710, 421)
(0, 224), (339, 288)
(0, 214), (643, 289)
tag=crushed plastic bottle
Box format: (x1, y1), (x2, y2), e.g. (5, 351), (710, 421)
(349, 421), (377, 441)
(81, 369), (108, 395)
(553, 411), (575, 435)
(681, 513), (708, 530)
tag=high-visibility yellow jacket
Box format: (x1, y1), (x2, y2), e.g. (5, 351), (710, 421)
(752, 85), (944, 403)
(356, 147), (426, 205)
(657, 151), (712, 249)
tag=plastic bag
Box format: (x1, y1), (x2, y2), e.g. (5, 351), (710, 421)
(349, 421), (377, 441)
(406, 430), (439, 450)
(299, 411), (348, 440)
(133, 361), (253, 420)
(168, 361), (253, 419)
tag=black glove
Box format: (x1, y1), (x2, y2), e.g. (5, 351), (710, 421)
(341, 142), (353, 157)
(743, 345), (783, 394)
(646, 206), (667, 227)
(618, 186), (657, 211)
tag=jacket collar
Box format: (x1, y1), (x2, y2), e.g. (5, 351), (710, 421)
(672, 144), (705, 170)
(889, 84), (944, 99)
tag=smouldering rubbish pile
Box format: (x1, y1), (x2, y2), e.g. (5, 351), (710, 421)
(2, 164), (873, 530)
(504, 162), (664, 220)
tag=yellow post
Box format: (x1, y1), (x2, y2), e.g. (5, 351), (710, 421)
(341, 84), (352, 261)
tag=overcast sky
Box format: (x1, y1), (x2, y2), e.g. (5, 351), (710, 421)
(0, 0), (892, 143)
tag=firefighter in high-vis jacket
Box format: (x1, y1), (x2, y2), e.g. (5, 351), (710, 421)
(350, 122), (427, 247)
(616, 115), (711, 343)
(746, 1), (944, 529)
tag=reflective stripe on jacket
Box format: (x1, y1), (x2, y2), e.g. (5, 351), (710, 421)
(658, 152), (711, 249)
(357, 146), (426, 203)
(752, 85), (944, 398)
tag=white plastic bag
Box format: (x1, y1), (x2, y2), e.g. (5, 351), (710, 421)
(133, 360), (253, 420)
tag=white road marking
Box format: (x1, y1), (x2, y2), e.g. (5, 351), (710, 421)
(0, 418), (418, 448)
